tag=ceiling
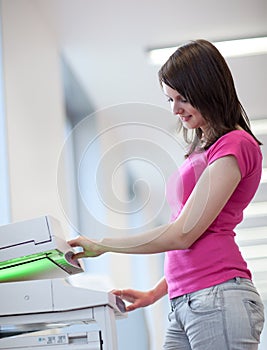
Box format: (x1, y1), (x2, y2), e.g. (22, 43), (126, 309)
(34, 0), (267, 110)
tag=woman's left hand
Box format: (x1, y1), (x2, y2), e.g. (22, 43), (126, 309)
(68, 236), (107, 259)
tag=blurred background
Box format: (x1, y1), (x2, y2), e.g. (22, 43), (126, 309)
(0, 0), (266, 349)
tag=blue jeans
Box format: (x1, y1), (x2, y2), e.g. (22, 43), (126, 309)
(163, 278), (265, 350)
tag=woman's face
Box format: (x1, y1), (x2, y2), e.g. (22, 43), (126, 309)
(162, 82), (208, 134)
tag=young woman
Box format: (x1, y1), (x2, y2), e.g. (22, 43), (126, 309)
(68, 39), (265, 349)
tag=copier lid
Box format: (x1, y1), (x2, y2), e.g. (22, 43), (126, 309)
(0, 216), (83, 282)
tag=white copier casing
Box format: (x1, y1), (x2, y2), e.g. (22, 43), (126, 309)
(0, 216), (126, 350)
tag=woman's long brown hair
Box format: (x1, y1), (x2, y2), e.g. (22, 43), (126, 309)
(158, 39), (262, 157)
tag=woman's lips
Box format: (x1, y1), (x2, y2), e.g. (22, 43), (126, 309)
(180, 115), (192, 122)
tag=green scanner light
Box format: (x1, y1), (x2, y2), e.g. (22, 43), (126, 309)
(0, 250), (74, 282)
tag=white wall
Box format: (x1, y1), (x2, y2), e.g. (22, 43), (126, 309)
(0, 3), (152, 348)
(0, 12), (10, 224)
(1, 0), (68, 228)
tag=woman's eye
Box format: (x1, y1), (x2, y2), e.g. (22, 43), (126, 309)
(166, 96), (187, 103)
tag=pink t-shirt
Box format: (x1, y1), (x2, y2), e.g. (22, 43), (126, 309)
(165, 130), (262, 299)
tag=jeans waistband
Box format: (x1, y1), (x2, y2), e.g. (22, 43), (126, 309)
(224, 276), (243, 284)
(170, 277), (250, 304)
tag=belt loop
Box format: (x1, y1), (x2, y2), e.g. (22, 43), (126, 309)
(235, 277), (241, 284)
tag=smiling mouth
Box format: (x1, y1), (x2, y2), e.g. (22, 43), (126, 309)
(180, 115), (192, 122)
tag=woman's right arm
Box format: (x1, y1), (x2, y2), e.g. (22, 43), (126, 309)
(112, 277), (168, 312)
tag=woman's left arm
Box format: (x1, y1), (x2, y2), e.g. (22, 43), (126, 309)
(68, 155), (241, 258)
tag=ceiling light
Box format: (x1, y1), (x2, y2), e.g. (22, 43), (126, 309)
(148, 36), (267, 65)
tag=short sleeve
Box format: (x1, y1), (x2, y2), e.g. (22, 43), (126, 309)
(206, 130), (262, 179)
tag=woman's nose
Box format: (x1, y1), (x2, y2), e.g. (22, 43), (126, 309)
(172, 103), (184, 115)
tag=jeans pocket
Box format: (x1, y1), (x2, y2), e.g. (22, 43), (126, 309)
(244, 298), (265, 341)
(187, 286), (222, 314)
(167, 309), (173, 322)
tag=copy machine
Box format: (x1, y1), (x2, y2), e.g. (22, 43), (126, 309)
(0, 216), (126, 349)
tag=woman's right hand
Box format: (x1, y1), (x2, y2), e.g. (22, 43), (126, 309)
(112, 289), (155, 312)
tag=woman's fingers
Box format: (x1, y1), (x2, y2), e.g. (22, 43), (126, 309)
(67, 236), (104, 258)
(71, 251), (85, 260)
(68, 237), (82, 247)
